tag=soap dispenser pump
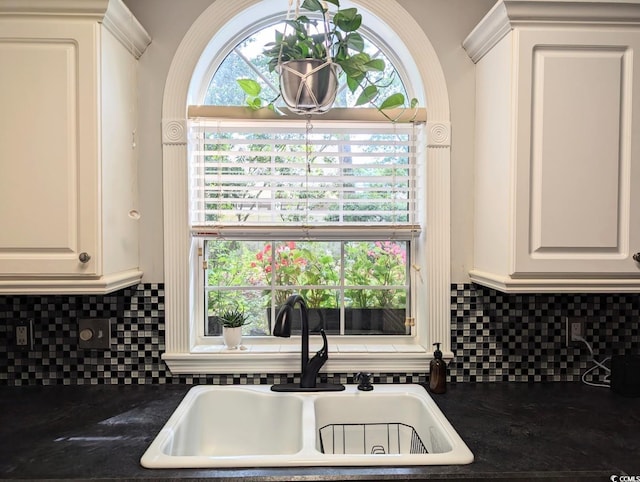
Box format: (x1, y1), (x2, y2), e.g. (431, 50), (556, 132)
(429, 342), (446, 394)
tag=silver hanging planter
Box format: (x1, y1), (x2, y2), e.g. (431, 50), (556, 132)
(279, 59), (339, 114)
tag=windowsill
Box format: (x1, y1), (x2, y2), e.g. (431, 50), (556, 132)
(191, 343), (428, 354)
(162, 343), (441, 374)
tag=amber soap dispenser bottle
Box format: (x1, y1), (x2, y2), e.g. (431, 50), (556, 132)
(429, 342), (447, 394)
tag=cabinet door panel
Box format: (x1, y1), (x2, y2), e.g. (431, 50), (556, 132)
(0, 26), (97, 276)
(514, 30), (640, 275)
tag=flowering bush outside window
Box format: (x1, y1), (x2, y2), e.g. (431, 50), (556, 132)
(249, 241), (341, 307)
(251, 242), (308, 305)
(345, 241), (407, 309)
(204, 239), (409, 336)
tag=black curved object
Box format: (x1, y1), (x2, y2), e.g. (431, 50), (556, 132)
(301, 329), (329, 388)
(272, 294), (344, 392)
(273, 303), (293, 338)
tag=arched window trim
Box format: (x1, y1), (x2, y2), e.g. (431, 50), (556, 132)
(191, 13), (283, 104)
(191, 10), (420, 107)
(161, 0), (451, 374)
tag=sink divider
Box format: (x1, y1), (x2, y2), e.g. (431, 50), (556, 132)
(300, 396), (320, 456)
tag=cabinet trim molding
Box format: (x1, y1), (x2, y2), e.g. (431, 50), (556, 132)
(464, 0), (640, 63)
(470, 269), (640, 293)
(103, 0), (151, 58)
(0, 269), (143, 295)
(0, 0), (109, 18)
(0, 0), (151, 58)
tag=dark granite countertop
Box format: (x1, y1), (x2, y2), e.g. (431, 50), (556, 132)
(0, 382), (638, 481)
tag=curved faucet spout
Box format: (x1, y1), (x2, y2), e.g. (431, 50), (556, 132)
(273, 294), (307, 338)
(274, 294), (310, 377)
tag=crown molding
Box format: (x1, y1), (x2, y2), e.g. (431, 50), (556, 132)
(464, 0), (640, 63)
(103, 0), (151, 59)
(0, 0), (109, 18)
(0, 0), (150, 58)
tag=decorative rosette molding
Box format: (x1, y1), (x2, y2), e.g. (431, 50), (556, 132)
(162, 119), (187, 145)
(426, 121), (451, 148)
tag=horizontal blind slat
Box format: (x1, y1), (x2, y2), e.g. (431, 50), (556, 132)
(191, 224), (421, 240)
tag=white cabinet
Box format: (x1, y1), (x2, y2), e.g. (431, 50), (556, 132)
(464, 0), (640, 292)
(0, 0), (150, 294)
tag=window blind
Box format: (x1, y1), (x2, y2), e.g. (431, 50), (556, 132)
(189, 117), (423, 240)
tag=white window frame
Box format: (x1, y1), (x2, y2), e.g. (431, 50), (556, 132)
(191, 113), (424, 344)
(160, 0), (452, 374)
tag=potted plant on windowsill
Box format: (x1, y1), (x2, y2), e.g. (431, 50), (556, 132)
(216, 308), (249, 349)
(237, 0), (417, 117)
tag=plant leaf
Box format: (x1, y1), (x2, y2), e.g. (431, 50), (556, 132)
(355, 85), (378, 106)
(410, 97), (419, 108)
(301, 0), (324, 13)
(345, 32), (364, 52)
(298, 41), (310, 58)
(248, 97), (263, 110)
(334, 8), (362, 32)
(346, 75), (360, 93)
(379, 93), (405, 110)
(294, 16), (314, 29)
(365, 58), (385, 72)
(267, 57), (279, 72)
(237, 78), (262, 96)
(338, 52), (369, 77)
(312, 42), (327, 59)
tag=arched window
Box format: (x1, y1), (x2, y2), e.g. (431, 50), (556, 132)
(161, 0), (451, 375)
(203, 21), (410, 108)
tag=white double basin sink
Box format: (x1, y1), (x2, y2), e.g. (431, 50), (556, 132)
(140, 384), (473, 468)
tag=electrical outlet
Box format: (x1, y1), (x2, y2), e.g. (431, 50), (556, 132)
(15, 319), (33, 351)
(565, 317), (586, 347)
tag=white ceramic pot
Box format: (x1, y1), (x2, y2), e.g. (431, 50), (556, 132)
(222, 326), (242, 349)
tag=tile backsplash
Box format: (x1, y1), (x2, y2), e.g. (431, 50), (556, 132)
(0, 284), (638, 386)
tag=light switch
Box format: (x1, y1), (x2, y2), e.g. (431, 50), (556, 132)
(78, 318), (112, 349)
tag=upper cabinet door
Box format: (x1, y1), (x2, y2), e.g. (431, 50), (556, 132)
(513, 29), (640, 276)
(0, 0), (149, 294)
(0, 21), (99, 276)
(464, 1), (640, 292)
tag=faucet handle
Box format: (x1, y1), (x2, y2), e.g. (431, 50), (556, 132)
(355, 372), (374, 391)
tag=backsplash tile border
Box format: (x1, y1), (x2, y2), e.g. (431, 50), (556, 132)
(1, 283), (638, 386)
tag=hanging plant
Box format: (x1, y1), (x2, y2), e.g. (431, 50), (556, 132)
(237, 0), (418, 116)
